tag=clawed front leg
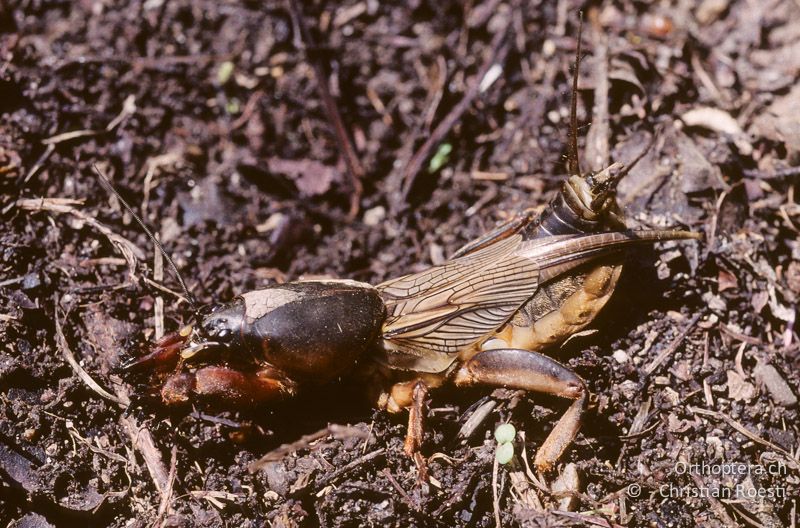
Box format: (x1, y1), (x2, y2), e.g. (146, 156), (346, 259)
(453, 348), (587, 472)
(122, 327), (192, 371)
(161, 365), (299, 406)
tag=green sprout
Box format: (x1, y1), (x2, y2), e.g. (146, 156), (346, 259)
(495, 442), (514, 465)
(494, 423), (516, 444)
(225, 98), (241, 115)
(494, 423), (516, 465)
(217, 61), (235, 85)
(428, 143), (452, 173)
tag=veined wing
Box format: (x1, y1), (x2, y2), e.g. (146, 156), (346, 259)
(377, 229), (698, 363)
(378, 234), (541, 357)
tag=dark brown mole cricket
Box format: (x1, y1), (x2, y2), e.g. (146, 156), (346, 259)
(112, 24), (700, 473)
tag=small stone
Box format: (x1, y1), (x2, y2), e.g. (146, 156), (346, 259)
(542, 39), (556, 57)
(429, 243), (445, 266)
(612, 350), (629, 364)
(705, 435), (724, 458)
(22, 428), (38, 442)
(696, 0), (730, 24)
(657, 260), (671, 280)
(667, 311), (685, 322)
(363, 206), (386, 226)
(701, 291), (727, 312)
(698, 313), (719, 329)
(618, 380), (638, 400)
(671, 360), (693, 382)
(8, 513), (55, 528)
(263, 461), (290, 496)
(662, 387), (681, 406)
(754, 363), (798, 407)
(21, 273), (41, 290)
(667, 413), (691, 433)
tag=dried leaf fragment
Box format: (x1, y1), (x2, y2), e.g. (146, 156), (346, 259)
(749, 84), (800, 160)
(753, 363), (798, 407)
(682, 107), (743, 136)
(726, 370), (756, 402)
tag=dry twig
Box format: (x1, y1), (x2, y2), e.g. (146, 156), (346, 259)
(19, 95), (136, 187)
(17, 197), (145, 279)
(688, 406), (799, 464)
(682, 454), (739, 528)
(287, 0), (365, 220)
(314, 448), (386, 489)
(53, 296), (129, 406)
(643, 311), (704, 376)
(153, 446), (178, 528)
(492, 449), (503, 528)
(584, 9), (610, 172)
(248, 424), (370, 472)
(120, 415), (170, 497)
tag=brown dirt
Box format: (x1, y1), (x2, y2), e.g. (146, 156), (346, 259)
(1, 1), (799, 527)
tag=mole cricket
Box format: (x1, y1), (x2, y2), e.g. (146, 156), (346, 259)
(110, 21), (700, 473)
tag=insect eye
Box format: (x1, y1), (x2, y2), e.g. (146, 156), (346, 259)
(196, 304), (215, 319)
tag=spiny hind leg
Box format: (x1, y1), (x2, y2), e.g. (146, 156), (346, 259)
(453, 348), (587, 472)
(404, 381), (430, 481)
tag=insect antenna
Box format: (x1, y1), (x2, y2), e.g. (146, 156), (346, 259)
(567, 12), (584, 177)
(92, 164), (199, 312)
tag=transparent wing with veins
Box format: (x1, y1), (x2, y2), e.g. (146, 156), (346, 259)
(377, 230), (694, 359)
(379, 235), (537, 356)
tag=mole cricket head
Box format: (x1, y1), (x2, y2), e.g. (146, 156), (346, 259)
(563, 162), (627, 226)
(178, 299), (247, 360)
(121, 300), (246, 373)
(195, 301), (245, 345)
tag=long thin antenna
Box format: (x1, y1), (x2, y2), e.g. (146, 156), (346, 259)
(93, 164), (198, 311)
(567, 12), (584, 177)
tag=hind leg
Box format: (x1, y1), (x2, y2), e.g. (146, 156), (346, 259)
(453, 348), (586, 472)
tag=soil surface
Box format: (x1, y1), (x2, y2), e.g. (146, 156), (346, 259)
(2, 1), (799, 527)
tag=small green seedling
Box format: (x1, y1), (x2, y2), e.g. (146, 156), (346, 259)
(494, 423), (516, 465)
(217, 61), (235, 84)
(495, 442), (514, 464)
(225, 98), (241, 115)
(494, 423), (516, 444)
(428, 143), (452, 173)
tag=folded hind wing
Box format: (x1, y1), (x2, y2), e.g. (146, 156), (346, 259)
(377, 235), (542, 358)
(376, 229), (695, 366)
